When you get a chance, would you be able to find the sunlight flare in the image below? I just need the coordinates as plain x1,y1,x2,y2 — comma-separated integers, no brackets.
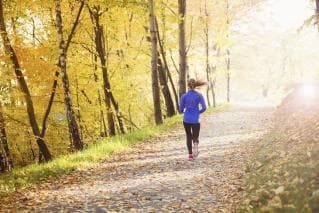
299,84,317,99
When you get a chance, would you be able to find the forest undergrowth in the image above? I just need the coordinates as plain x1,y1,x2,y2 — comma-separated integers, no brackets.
239,85,319,212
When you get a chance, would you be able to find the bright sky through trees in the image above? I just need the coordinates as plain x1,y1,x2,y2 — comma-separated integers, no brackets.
271,0,311,30
229,0,319,102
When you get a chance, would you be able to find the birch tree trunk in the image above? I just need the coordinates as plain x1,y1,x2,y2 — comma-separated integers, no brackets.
55,0,83,150
38,1,84,161
40,1,84,141
0,0,52,161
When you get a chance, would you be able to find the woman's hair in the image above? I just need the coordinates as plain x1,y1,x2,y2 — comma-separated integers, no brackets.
188,78,207,89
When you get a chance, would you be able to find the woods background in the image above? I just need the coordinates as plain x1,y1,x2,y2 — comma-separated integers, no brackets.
0,0,296,169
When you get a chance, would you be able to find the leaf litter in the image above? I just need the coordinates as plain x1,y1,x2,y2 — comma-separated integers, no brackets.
0,106,274,212
239,85,319,212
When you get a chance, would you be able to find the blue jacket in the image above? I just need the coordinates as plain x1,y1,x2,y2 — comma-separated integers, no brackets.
179,90,206,124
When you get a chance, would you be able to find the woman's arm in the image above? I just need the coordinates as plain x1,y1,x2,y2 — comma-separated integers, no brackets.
179,95,185,113
199,95,206,113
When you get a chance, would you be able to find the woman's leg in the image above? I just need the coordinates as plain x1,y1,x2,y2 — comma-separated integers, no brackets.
183,122,193,154
192,123,201,144
191,123,200,157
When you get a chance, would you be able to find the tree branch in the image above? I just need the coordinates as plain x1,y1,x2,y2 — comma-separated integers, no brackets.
65,0,85,53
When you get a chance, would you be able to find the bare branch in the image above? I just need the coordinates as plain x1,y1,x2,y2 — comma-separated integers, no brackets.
169,49,179,74
65,0,85,53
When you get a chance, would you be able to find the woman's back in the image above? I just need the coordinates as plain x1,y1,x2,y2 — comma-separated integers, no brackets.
179,90,206,124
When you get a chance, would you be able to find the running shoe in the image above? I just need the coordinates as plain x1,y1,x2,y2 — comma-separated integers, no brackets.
188,154,194,161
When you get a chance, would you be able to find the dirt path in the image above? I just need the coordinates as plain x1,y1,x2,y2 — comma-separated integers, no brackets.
0,105,274,212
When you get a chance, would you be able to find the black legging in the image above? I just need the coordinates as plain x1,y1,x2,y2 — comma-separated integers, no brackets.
183,122,200,154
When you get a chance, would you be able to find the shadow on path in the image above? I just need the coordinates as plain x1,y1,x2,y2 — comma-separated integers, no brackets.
0,105,274,212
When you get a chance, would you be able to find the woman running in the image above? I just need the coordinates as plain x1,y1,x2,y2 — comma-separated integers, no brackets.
179,79,207,160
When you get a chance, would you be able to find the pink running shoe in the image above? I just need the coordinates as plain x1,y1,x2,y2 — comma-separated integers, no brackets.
188,154,194,161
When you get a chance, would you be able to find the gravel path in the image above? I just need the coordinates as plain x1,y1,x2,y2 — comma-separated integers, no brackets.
0,105,274,212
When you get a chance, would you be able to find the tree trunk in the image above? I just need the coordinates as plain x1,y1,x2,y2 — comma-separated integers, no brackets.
205,33,211,106
149,0,163,124
206,87,211,106
93,55,108,137
211,45,220,108
211,79,216,107
89,8,116,136
226,0,230,103
75,75,83,140
38,1,83,161
41,1,83,140
0,0,52,161
178,0,187,97
109,93,125,134
157,55,175,117
0,107,13,172
38,71,59,163
55,0,83,150
89,7,125,135
226,49,230,102
204,0,211,107
99,91,107,137
315,0,319,30
155,18,178,114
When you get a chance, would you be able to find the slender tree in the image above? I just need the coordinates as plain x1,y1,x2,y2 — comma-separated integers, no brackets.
155,18,179,112
149,0,163,124
211,78,216,107
157,55,175,117
55,0,83,150
225,0,231,102
204,0,211,107
39,1,84,161
315,0,319,31
155,18,175,117
211,45,220,108
226,49,230,102
92,55,108,137
75,74,83,140
0,0,52,161
88,6,121,136
0,106,13,172
178,0,187,98
109,94,125,134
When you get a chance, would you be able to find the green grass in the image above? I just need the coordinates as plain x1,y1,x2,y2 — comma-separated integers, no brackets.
0,104,228,197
